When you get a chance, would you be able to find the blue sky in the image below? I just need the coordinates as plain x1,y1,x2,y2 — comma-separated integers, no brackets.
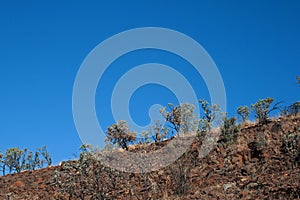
0,1,299,164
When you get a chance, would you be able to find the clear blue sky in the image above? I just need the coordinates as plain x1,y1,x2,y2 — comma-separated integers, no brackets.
0,1,299,164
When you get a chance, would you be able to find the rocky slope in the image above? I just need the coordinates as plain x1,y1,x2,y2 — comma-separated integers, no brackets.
0,115,299,199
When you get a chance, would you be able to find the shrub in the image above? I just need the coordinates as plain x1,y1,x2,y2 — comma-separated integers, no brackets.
281,133,300,166
148,121,169,142
160,103,197,136
55,146,124,199
169,152,194,195
197,118,210,140
197,100,220,141
0,151,5,175
220,114,239,146
0,146,52,175
251,97,281,124
199,99,220,125
281,102,300,116
106,120,137,150
237,105,250,123
38,146,52,166
5,147,23,173
139,130,151,144
28,151,42,170
160,103,181,134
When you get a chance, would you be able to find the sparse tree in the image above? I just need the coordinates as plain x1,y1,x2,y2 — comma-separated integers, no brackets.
148,121,169,142
26,150,39,170
237,105,250,123
25,151,34,170
0,151,5,175
0,146,52,176
140,130,151,144
20,148,28,171
197,100,220,136
160,103,197,136
106,120,137,150
38,146,52,166
288,102,300,115
281,102,300,116
251,97,281,123
5,147,23,173
199,99,220,124
34,151,42,169
160,103,182,134
26,149,43,170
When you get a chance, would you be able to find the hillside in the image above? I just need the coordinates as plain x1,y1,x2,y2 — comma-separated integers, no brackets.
0,114,299,199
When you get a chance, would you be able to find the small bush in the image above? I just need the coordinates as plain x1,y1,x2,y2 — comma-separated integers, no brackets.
0,151,4,175
281,102,300,116
237,105,250,123
5,147,23,173
199,99,220,125
197,118,210,142
220,115,239,146
197,100,220,141
38,146,52,166
106,120,137,150
160,103,197,136
0,146,52,176
251,97,281,124
281,133,300,166
170,154,193,195
55,145,124,199
148,121,169,143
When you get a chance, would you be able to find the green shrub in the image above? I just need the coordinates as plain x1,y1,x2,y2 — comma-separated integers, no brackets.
237,105,250,123
251,97,281,123
220,115,239,146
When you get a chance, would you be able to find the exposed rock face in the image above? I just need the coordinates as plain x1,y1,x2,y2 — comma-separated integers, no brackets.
0,115,299,199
